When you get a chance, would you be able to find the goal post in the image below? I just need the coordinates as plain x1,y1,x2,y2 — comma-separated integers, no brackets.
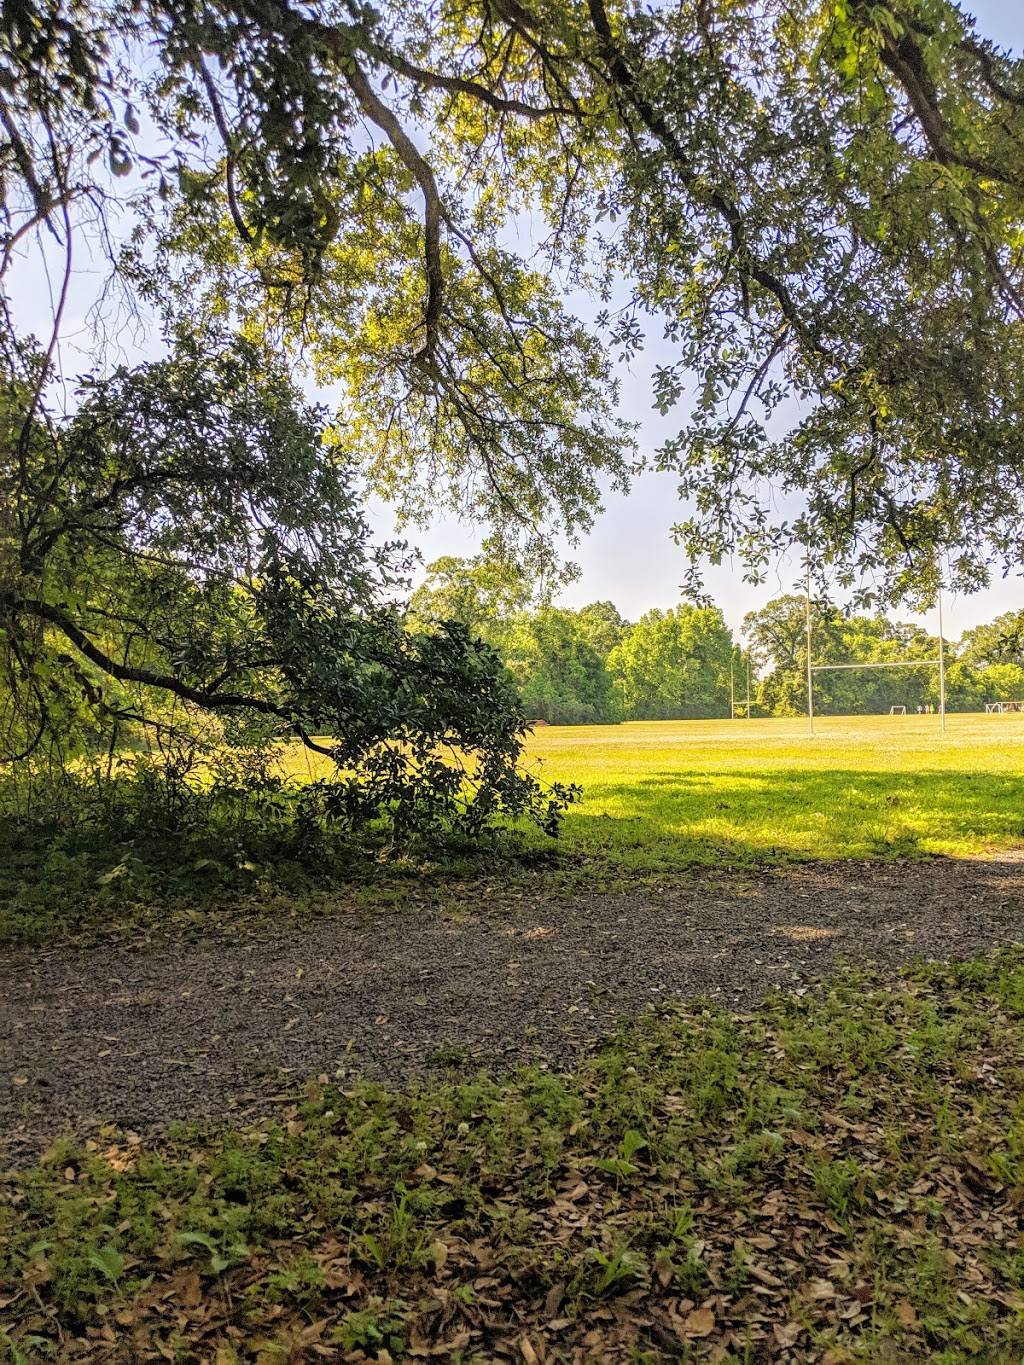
804,575,947,733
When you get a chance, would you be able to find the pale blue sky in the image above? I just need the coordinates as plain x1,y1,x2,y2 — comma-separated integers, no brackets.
394,0,1024,642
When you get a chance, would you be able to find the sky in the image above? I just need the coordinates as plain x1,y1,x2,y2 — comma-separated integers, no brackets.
382,0,1024,644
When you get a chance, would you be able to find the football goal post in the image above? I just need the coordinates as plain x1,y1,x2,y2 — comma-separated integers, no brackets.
804,572,947,735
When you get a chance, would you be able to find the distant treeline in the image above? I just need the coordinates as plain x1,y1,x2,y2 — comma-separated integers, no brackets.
411,559,1024,724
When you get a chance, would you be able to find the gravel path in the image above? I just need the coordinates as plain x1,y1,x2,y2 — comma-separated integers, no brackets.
3,855,1024,1162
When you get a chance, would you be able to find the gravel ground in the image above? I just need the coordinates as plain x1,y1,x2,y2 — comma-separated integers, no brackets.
3,855,1024,1163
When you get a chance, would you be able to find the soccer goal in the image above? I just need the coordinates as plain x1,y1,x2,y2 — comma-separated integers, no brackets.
985,701,1005,714
803,572,947,735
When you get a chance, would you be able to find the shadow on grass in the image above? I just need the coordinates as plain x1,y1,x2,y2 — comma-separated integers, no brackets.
560,766,1024,869
2,766,1022,949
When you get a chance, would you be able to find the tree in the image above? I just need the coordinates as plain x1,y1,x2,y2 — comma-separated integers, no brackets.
1,0,637,836
504,607,617,725
959,611,1024,669
9,0,1023,611
5,0,1024,820
980,662,1024,705
607,605,733,719
0,0,634,569
408,555,534,647
744,596,944,715
580,0,1024,604
0,338,576,837
575,600,631,660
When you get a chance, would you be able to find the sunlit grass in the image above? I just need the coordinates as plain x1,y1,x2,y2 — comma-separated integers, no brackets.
273,711,1024,876
9,713,1022,949
507,712,1024,874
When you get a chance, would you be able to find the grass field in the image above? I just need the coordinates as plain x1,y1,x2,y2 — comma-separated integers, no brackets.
512,712,1024,876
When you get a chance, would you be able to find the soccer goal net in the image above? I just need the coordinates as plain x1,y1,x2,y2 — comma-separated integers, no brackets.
985,701,1005,714
889,705,907,715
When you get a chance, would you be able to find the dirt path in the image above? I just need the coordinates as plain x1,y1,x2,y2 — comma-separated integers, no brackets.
3,856,1024,1163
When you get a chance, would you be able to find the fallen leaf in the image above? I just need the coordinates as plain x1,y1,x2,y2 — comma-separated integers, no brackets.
544,1281,565,1317
683,1306,716,1338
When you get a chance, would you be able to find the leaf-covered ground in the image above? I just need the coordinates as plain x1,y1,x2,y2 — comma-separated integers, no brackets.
4,951,1024,1363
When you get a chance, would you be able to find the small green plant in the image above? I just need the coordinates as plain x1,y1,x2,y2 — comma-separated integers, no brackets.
84,1245,124,1285
595,1128,647,1179
351,1191,435,1273
330,1301,406,1354
176,1227,251,1275
809,1155,865,1223
581,1243,649,1298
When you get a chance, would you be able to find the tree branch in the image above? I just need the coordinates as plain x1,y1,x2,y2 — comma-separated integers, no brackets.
3,592,339,759
336,53,444,364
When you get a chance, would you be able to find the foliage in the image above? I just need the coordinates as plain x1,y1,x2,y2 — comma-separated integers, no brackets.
411,564,632,725
590,0,1024,604
4,0,1024,847
959,610,1024,669
505,606,619,725
2,0,636,569
6,0,1023,610
408,555,535,644
607,605,734,720
5,950,1024,1359
744,596,943,716
574,600,631,660
744,595,1024,716
0,339,576,843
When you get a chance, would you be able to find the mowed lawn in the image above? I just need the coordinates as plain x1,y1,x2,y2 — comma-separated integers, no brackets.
515,712,1024,875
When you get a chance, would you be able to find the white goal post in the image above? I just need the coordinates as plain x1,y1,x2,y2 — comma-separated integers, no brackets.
889,705,907,715
986,701,1005,714
804,571,947,735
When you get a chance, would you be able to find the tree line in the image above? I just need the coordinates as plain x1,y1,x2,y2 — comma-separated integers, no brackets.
412,559,1024,724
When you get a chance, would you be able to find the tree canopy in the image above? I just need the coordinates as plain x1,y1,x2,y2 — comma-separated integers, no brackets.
6,0,1024,597
607,605,734,720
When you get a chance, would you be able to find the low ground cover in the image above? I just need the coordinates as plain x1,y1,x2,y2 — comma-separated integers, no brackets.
3,950,1024,1362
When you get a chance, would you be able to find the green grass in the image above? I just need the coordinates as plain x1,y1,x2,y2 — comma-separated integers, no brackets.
5,950,1024,1361
4,712,1024,947
515,711,1024,875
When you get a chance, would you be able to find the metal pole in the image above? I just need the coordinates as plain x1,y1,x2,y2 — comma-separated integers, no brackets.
937,576,947,734
805,569,814,736
730,654,735,720
746,657,751,720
